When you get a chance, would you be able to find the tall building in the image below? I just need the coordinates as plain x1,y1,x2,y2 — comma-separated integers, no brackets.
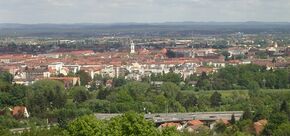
130,40,135,54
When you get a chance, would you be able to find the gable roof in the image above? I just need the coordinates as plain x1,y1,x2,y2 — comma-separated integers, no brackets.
11,106,29,119
187,120,204,126
160,122,182,128
254,119,268,135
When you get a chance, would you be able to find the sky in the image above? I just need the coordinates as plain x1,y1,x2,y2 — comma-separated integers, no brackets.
0,0,289,24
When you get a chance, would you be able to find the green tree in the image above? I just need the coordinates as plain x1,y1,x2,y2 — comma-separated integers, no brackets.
230,114,236,124
97,87,111,100
273,123,290,136
196,72,213,90
67,115,106,136
269,112,288,125
70,86,89,104
247,81,260,96
236,119,253,135
0,80,11,92
166,49,176,58
11,85,27,105
252,109,267,122
221,50,231,60
28,80,66,116
107,89,134,103
214,122,227,134
161,126,181,136
0,84,28,108
274,69,288,88
150,95,168,113
163,72,182,84
76,70,91,86
19,127,68,136
241,108,252,120
280,100,289,113
160,82,180,100
210,91,222,107
123,82,150,101
177,92,198,110
113,77,127,87
263,112,289,135
0,127,11,136
0,71,13,83
53,107,92,129
107,112,158,136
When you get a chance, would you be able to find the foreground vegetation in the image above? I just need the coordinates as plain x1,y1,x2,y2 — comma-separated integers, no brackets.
1,64,290,135
1,110,290,136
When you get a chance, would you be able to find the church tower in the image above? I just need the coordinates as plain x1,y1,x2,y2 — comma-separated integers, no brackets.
130,40,135,54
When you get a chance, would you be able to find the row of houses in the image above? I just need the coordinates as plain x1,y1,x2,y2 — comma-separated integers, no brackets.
5,57,288,87
158,119,268,135
1,47,290,87
7,60,224,86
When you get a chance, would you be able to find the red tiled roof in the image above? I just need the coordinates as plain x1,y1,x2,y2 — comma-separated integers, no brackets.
187,120,203,126
254,119,268,135
161,122,181,127
252,60,274,67
11,106,27,118
49,77,80,80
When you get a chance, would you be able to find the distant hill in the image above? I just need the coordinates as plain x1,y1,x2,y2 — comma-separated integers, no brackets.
0,22,290,37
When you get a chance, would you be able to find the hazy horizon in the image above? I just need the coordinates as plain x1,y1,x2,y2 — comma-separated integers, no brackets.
1,21,290,25
0,0,290,24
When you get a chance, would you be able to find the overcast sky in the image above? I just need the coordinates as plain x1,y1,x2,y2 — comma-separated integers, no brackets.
0,0,289,24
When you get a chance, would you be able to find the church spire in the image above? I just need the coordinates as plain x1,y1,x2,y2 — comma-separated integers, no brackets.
130,40,135,54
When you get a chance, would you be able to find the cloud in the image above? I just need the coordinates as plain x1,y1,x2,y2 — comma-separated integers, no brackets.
0,0,289,23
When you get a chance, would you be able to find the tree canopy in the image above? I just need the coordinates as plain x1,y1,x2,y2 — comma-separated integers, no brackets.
28,80,66,116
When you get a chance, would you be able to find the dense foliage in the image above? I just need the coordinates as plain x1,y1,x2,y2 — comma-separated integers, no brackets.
1,64,290,135
1,108,290,136
196,64,290,90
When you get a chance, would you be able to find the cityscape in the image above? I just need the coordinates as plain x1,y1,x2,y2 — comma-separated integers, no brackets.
1,0,290,136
